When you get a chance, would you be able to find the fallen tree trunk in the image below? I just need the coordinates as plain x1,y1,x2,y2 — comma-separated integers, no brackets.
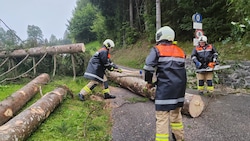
0,73,50,125
0,43,85,58
106,70,155,100
107,70,204,118
0,87,68,141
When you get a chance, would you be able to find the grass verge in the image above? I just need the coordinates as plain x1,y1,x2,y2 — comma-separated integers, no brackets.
1,76,112,141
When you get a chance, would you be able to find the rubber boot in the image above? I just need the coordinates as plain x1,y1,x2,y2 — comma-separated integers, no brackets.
172,133,184,141
78,93,85,101
205,91,214,97
104,93,116,99
199,91,204,95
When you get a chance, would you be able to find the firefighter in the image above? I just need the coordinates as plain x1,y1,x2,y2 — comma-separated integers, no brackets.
191,35,218,95
78,39,121,101
144,26,187,141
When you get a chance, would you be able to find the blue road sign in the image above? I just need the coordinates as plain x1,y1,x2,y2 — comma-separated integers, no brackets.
192,13,202,23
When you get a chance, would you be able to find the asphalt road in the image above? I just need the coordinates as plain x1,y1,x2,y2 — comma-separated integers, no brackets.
109,86,250,141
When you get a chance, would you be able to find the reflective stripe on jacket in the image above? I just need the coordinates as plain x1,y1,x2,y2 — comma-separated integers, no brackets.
144,42,187,111
84,46,112,82
191,44,218,69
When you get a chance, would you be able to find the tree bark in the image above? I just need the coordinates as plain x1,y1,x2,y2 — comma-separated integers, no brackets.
0,73,50,125
106,70,155,100
0,87,68,141
0,43,85,58
107,70,204,117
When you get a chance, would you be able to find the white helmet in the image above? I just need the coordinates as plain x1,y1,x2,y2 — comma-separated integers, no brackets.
155,26,175,42
103,39,115,48
198,35,207,43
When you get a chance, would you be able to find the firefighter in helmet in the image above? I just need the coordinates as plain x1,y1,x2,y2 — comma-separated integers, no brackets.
144,26,187,141
191,35,219,95
78,39,121,101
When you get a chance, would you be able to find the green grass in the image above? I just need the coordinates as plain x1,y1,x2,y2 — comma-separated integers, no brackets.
1,76,112,141
112,39,250,69
85,41,101,55
112,40,153,69
0,84,24,101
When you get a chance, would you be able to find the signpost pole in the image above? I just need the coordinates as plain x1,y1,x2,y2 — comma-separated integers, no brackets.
192,13,203,46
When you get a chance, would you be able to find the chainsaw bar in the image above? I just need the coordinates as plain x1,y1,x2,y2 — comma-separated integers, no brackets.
196,65,231,73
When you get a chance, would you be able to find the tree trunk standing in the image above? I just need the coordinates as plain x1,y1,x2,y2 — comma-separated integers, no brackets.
129,0,133,27
0,87,68,141
52,55,57,77
0,73,50,125
71,54,76,80
107,70,204,117
32,57,36,75
156,0,161,30
0,43,85,58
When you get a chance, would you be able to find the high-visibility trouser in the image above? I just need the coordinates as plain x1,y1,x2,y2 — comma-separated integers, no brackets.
155,107,184,141
197,71,214,92
80,75,110,95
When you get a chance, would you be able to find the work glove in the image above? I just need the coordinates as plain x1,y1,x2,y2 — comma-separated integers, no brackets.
146,83,154,89
110,62,119,69
116,68,122,73
195,61,202,69
107,66,114,71
213,58,217,62
208,62,216,68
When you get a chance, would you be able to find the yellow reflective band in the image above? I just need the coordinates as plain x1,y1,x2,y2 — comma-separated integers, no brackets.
102,88,110,94
198,85,204,90
156,133,169,141
207,86,214,91
170,122,183,130
83,86,91,93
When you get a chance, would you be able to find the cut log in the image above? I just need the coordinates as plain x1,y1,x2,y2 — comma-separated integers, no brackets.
181,93,205,118
0,73,50,125
107,69,204,118
0,43,85,58
0,87,68,141
106,70,155,100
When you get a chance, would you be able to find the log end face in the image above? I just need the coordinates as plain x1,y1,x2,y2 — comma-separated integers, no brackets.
81,43,85,52
40,73,50,82
188,95,205,118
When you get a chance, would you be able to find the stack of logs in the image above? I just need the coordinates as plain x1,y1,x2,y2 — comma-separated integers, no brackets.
0,73,69,141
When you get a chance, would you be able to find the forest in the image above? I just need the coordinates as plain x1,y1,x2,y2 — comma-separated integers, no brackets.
1,0,250,50
0,0,249,77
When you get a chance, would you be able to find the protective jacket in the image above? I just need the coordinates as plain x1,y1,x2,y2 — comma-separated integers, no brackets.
143,42,187,111
84,46,115,83
191,44,218,69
